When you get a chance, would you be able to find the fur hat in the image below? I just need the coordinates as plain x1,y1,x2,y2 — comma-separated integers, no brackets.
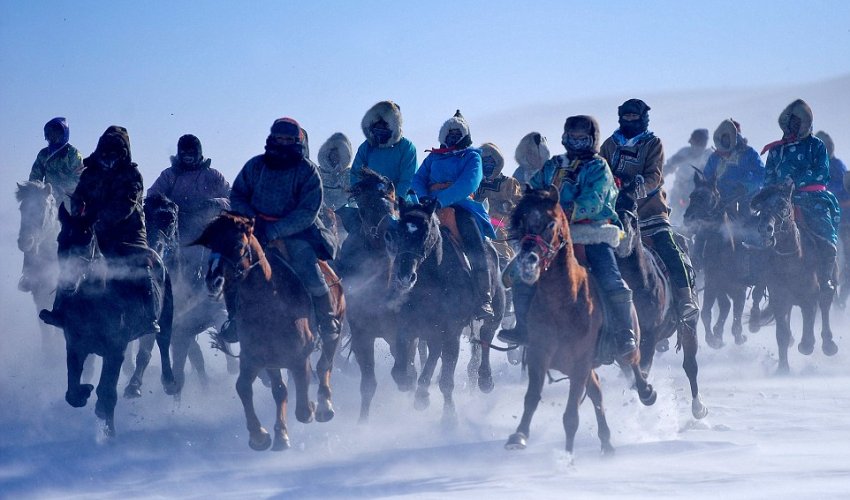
564,115,601,153
361,100,403,148
815,130,835,158
479,142,505,177
514,132,550,170
713,119,739,152
177,134,202,155
778,99,813,138
318,132,353,171
439,110,471,147
270,117,306,143
618,98,650,118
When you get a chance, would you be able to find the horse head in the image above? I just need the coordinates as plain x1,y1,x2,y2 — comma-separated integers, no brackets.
509,185,570,285
16,181,57,253
348,167,398,243
384,196,441,293
193,212,259,297
55,202,97,292
615,182,640,258
749,181,798,253
683,167,722,231
144,194,180,261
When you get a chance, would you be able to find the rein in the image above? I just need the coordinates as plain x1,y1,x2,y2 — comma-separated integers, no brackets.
520,232,566,271
215,241,262,280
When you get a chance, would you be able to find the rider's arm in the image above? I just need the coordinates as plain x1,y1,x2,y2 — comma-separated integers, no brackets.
395,138,418,201
265,163,323,241
572,160,614,222
28,150,46,182
98,169,145,230
434,151,482,208
230,158,258,218
640,137,665,195
410,154,432,200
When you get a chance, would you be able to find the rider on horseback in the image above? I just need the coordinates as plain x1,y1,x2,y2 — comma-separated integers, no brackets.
704,119,765,219
225,118,340,343
600,99,699,323
499,115,638,357
474,142,522,267
411,110,497,319
761,99,840,297
40,126,161,336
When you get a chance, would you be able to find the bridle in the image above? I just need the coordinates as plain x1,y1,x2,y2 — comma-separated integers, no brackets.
520,230,566,272
210,238,261,281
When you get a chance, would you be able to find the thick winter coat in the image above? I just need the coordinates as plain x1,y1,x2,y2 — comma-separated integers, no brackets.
475,143,522,227
317,132,353,210
512,132,550,185
29,144,84,205
704,120,765,204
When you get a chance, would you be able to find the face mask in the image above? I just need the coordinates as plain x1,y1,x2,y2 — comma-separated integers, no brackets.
178,148,202,168
482,156,497,178
618,117,647,139
563,135,593,152
371,125,393,145
265,137,303,168
444,129,463,148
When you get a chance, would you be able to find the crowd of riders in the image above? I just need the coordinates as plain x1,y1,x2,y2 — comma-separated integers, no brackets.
24,98,846,357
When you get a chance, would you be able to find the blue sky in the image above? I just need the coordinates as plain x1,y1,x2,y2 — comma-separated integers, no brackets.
2,0,849,185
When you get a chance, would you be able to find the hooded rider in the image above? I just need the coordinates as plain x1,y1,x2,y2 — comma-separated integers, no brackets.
815,130,850,301
227,118,340,345
350,101,418,200
499,115,638,357
761,100,840,297
21,117,85,292
412,110,497,319
665,128,712,221
40,126,161,336
147,134,231,282
474,142,522,266
600,98,699,323
703,119,765,219
512,132,550,186
318,132,354,211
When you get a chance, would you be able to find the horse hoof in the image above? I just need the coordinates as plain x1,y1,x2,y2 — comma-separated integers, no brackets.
639,387,657,406
441,411,458,429
822,339,839,356
798,340,815,356
505,432,528,450
162,374,180,396
705,334,723,350
296,402,316,424
123,383,142,399
478,375,494,394
249,428,272,451
748,309,762,333
95,400,108,420
414,390,430,411
775,364,790,376
65,384,94,408
655,338,670,353
692,398,709,419
734,334,747,346
272,432,291,451
601,443,616,457
315,402,335,423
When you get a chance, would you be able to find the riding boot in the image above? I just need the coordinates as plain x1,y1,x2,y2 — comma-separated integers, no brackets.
136,266,161,337
609,290,637,357
219,282,239,343
817,241,837,296
313,292,340,343
473,268,495,319
674,287,700,322
39,288,69,328
497,283,533,345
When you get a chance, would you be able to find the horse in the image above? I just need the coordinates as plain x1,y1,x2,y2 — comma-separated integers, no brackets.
195,212,342,450
749,183,838,373
503,187,656,457
683,170,749,348
15,181,61,354
616,185,707,419
384,196,504,425
45,203,175,438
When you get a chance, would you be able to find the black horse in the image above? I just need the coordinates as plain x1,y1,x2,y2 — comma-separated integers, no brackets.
46,203,176,438
385,197,503,425
616,185,707,419
16,181,61,355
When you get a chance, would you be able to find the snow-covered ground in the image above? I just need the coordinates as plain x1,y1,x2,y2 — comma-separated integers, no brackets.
2,255,849,499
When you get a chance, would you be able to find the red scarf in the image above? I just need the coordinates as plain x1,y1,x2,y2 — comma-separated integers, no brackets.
760,135,797,155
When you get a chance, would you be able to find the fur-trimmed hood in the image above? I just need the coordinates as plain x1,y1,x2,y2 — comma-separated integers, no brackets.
515,132,550,170
479,142,505,177
713,119,739,152
318,132,353,173
815,130,835,158
778,99,813,138
361,100,403,148
438,110,471,148
564,115,601,154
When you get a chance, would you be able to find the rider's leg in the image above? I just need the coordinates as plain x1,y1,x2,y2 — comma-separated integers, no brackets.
284,238,339,342
455,209,494,319
585,243,637,356
650,227,699,321
497,280,534,345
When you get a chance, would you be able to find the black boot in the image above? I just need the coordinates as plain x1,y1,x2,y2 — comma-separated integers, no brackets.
473,268,495,319
136,266,160,337
498,283,533,345
313,292,340,342
610,290,637,357
674,287,700,322
817,241,837,295
39,288,69,328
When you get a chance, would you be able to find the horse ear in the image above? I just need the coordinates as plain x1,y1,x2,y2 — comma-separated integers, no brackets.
546,185,560,203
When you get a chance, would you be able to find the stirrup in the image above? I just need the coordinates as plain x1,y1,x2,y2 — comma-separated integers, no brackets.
498,327,527,345
476,302,495,320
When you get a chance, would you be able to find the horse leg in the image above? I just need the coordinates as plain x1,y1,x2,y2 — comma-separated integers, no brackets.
681,319,707,418
266,369,291,451
415,338,442,411
585,369,614,456
506,347,548,450
749,284,766,333
186,335,208,386
123,334,154,398
169,332,191,394
292,359,316,424
156,327,178,395
466,329,482,392
65,347,93,408
352,332,377,423
731,287,747,345
315,332,340,423
439,334,461,426
391,331,416,392
713,293,731,347
95,352,123,438
819,289,839,356
563,366,591,457
798,300,817,356
774,305,792,374
477,318,497,394
701,287,720,349
630,361,657,406
236,361,271,450
121,341,136,377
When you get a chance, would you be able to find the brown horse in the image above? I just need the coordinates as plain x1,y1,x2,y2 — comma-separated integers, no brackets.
504,187,656,457
749,184,838,374
194,213,342,450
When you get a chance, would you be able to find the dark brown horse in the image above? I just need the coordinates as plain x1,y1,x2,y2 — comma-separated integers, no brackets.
684,170,749,348
504,187,656,457
195,213,343,450
750,184,838,373
616,185,707,419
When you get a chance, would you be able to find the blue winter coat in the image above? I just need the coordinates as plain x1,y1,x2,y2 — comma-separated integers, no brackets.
412,147,496,239
350,137,418,201
704,145,765,203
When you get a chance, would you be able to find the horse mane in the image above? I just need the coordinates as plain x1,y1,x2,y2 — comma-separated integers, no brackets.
195,212,271,281
16,180,51,202
350,167,396,198
509,187,566,238
751,183,790,210
144,193,179,215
